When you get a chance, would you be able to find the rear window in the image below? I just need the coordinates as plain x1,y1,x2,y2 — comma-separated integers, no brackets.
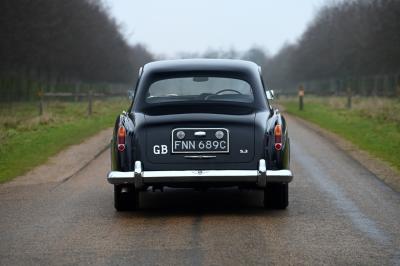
145,77,253,104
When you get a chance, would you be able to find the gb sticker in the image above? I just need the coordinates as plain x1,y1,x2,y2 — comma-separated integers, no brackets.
153,145,168,155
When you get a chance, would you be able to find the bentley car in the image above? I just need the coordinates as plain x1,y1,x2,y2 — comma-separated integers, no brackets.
107,59,293,211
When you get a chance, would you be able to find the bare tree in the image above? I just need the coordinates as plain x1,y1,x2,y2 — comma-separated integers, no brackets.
0,0,155,101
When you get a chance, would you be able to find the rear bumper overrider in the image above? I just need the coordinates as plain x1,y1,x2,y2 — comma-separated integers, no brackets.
107,159,293,188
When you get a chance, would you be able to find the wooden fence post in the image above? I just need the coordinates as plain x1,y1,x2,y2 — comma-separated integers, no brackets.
347,87,352,109
38,89,44,116
88,90,93,116
373,76,379,96
75,82,80,102
396,74,400,98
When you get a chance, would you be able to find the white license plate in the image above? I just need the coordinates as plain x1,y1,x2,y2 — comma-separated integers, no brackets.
172,128,229,154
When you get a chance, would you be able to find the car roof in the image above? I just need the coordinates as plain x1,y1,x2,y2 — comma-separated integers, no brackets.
143,59,260,74
133,59,269,111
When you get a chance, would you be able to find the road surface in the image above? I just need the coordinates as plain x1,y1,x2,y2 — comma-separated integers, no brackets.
1,116,400,265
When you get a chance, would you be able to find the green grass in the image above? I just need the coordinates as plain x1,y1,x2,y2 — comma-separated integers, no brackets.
279,97,400,172
0,99,129,183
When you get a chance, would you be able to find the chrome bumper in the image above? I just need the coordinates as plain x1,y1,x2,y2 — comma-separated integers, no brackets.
107,159,293,188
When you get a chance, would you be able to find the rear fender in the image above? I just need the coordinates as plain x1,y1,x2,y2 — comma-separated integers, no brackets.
265,109,290,169
111,112,135,171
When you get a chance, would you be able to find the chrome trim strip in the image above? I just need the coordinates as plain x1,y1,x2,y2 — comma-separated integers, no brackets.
171,128,230,154
107,169,293,179
266,170,293,177
259,159,266,173
108,171,135,178
107,160,293,186
134,161,143,188
134,161,142,175
267,169,293,183
184,155,217,159
142,170,258,178
194,131,206,137
258,159,267,187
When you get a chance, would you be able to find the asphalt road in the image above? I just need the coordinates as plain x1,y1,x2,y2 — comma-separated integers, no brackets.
1,116,400,265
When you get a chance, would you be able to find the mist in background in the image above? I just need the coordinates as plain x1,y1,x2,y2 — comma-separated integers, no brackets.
107,0,323,57
1,0,399,101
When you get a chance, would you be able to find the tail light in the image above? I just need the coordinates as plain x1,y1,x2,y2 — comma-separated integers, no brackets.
274,124,282,151
117,126,126,152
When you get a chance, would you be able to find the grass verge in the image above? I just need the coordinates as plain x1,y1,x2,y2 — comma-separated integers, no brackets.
0,99,129,183
279,97,400,172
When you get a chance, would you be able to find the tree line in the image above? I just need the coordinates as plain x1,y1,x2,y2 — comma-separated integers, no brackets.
0,0,153,102
267,0,400,95
184,0,400,96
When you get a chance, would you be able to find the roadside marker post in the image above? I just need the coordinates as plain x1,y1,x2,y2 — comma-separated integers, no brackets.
298,85,305,111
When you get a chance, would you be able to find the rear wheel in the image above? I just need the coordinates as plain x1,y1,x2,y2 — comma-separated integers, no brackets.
264,183,288,209
114,184,139,211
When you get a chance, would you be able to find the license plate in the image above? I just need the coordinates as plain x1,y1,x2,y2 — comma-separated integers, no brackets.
172,128,229,153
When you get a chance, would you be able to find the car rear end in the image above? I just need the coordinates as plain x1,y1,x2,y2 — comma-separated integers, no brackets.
107,59,293,210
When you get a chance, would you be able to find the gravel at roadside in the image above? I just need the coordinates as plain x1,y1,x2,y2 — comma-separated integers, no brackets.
2,128,112,187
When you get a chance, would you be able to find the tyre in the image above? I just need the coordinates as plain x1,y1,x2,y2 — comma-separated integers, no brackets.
114,184,139,211
264,183,288,209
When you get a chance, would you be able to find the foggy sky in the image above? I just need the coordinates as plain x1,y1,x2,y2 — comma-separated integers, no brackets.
107,0,324,57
